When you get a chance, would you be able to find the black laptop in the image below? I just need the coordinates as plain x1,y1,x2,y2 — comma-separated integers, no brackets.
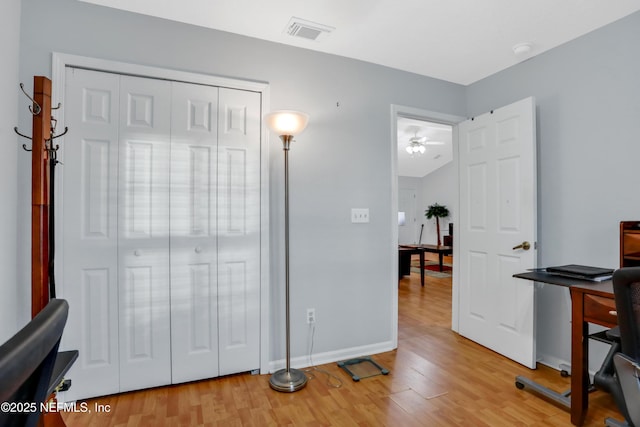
546,264,614,281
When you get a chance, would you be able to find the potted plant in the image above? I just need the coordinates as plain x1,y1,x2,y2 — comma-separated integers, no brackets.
425,203,450,246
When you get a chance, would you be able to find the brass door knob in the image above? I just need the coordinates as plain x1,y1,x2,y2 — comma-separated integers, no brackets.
512,241,531,251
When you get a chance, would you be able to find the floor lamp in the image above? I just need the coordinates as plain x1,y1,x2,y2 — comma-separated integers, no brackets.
265,110,310,393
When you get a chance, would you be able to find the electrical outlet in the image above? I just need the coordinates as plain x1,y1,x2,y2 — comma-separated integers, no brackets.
306,308,316,324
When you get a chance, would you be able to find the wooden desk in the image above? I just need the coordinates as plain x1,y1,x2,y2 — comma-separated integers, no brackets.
399,244,452,287
570,281,616,426
401,244,452,270
514,271,616,426
416,244,453,271
398,246,426,286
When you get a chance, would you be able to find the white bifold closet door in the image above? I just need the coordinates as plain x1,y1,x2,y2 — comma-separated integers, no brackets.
215,87,261,376
61,67,261,401
169,81,220,384
117,75,172,392
62,68,121,400
170,83,261,382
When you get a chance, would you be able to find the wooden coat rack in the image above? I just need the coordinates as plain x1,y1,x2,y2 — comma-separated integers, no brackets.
31,77,52,318
16,76,74,427
15,76,67,317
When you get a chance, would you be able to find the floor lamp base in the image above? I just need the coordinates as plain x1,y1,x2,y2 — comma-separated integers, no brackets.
269,368,308,392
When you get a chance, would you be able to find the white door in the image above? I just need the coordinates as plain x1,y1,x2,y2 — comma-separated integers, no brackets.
216,88,261,375
169,82,220,383
458,97,537,368
117,75,172,390
61,68,121,400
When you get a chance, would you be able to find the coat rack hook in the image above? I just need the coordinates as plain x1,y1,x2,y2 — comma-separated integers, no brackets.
20,83,42,115
51,102,62,110
14,126,32,140
50,127,69,141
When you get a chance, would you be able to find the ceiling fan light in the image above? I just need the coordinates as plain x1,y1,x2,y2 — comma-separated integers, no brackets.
406,141,427,156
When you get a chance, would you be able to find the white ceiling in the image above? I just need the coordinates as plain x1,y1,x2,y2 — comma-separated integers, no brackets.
79,0,640,85
397,118,452,178
78,0,640,177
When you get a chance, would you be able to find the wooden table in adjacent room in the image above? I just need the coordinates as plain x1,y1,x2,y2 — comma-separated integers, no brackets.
399,244,453,286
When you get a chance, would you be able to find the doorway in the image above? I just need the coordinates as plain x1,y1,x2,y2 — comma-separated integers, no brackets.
390,105,465,346
397,117,454,246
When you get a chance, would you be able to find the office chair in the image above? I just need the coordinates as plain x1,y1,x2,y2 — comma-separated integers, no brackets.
604,267,640,427
0,299,69,427
592,326,624,406
612,353,640,427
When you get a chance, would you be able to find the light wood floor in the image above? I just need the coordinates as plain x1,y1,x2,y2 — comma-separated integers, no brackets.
63,254,623,426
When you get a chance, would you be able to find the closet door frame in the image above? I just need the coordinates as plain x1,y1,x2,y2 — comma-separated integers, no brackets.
51,52,271,375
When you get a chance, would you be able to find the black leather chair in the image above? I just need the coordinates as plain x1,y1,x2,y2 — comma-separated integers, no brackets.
605,267,640,427
0,299,69,427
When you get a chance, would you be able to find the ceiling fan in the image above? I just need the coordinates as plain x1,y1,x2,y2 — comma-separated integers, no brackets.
405,133,444,155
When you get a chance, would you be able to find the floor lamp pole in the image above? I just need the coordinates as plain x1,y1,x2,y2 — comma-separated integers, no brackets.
269,134,308,392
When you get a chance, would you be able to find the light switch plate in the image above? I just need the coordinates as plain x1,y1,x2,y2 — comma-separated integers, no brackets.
351,208,370,223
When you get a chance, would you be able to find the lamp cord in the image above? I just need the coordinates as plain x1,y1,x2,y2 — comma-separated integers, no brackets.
304,323,343,388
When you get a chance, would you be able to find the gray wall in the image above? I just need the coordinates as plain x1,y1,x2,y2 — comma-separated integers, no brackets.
398,162,457,246
419,162,456,245
467,11,640,369
16,0,466,363
0,0,21,342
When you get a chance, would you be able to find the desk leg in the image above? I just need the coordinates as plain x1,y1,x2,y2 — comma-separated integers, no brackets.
570,290,589,426
420,251,425,287
438,252,444,272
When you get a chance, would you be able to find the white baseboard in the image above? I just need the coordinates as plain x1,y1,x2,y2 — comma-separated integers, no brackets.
536,354,569,371
268,341,396,373
536,354,599,379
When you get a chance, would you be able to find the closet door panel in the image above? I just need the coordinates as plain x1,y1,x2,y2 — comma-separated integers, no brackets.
118,76,172,391
217,88,261,375
60,68,120,401
169,82,220,383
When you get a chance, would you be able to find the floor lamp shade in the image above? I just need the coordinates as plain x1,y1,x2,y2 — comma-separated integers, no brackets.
265,110,309,136
267,109,309,393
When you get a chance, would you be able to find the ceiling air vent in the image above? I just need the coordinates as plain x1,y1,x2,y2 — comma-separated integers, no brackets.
285,17,335,41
